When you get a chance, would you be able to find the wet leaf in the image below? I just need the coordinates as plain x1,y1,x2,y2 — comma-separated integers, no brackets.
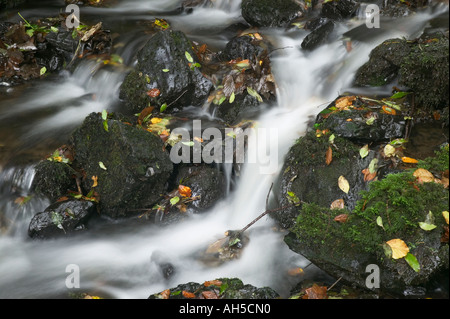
368,158,378,174
247,87,263,102
99,161,107,170
160,103,167,112
443,211,449,224
303,284,328,299
419,211,437,231
325,146,332,165
383,144,396,157
182,291,196,299
376,216,385,230
204,280,222,287
287,191,300,204
51,211,64,230
178,185,192,198
386,238,409,259
359,144,369,159
229,92,235,104
362,168,377,182
160,289,170,299
287,267,304,276
101,109,108,120
185,51,194,63
330,198,345,210
404,253,420,273
335,96,355,110
402,156,418,164
390,91,410,99
151,117,163,124
170,196,180,206
91,176,98,187
338,175,350,194
334,214,348,223
146,88,160,97
382,105,396,115
137,106,154,125
201,291,218,299
40,66,47,76
162,69,169,72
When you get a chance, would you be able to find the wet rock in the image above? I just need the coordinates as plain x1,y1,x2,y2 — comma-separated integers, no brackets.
220,35,265,63
301,20,335,51
354,33,449,110
241,0,304,28
70,112,173,218
320,0,359,20
28,199,96,239
149,277,279,299
119,30,213,114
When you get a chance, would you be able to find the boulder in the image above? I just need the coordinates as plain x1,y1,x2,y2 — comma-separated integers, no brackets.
28,199,96,239
70,112,173,218
320,0,359,20
119,30,213,114
301,20,335,51
241,0,304,28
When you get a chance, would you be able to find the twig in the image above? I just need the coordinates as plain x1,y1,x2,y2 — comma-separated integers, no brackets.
327,276,342,292
265,182,273,211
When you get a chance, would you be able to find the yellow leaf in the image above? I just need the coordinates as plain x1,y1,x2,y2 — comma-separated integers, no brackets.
178,185,192,197
413,168,434,183
386,238,409,259
91,176,98,187
330,198,345,210
338,175,350,194
401,156,418,164
151,117,163,124
443,211,449,224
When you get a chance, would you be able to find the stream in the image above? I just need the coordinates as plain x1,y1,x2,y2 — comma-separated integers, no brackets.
0,0,448,299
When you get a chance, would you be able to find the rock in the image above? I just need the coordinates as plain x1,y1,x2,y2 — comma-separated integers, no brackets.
28,199,96,239
354,33,449,110
70,112,173,218
241,0,304,28
221,35,265,63
149,277,280,299
119,30,213,114
320,0,359,20
301,20,335,51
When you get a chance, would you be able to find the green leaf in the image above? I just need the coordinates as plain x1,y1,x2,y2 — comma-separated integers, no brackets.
359,144,369,159
368,158,378,174
50,26,59,33
218,96,226,105
99,161,107,170
181,141,194,147
418,222,437,231
51,211,64,230
390,91,410,99
246,87,263,102
376,216,385,230
103,120,109,132
185,51,194,63
287,191,300,204
170,196,180,206
101,109,108,120
229,92,235,104
162,69,169,72
366,116,376,125
160,103,167,112
404,253,420,273
39,67,47,76
328,134,335,144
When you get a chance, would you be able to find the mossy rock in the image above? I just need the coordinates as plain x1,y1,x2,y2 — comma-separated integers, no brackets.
241,0,304,28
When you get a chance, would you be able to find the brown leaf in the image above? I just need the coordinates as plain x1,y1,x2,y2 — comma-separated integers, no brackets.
204,280,222,287
413,168,434,183
303,284,328,299
335,96,356,110
334,214,348,223
91,175,98,187
161,289,170,299
182,291,196,299
178,185,192,198
201,291,218,299
441,225,449,243
137,106,154,125
326,146,332,165
362,168,377,182
146,88,161,98
330,199,345,210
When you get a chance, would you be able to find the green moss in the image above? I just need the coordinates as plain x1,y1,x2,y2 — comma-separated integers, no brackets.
417,143,449,173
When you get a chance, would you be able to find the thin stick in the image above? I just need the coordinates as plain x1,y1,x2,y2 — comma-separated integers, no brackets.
327,276,342,292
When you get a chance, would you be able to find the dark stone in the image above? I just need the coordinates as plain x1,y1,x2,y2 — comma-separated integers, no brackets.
70,113,173,218
119,30,213,114
241,0,304,28
301,20,335,51
321,0,359,20
28,199,96,239
221,35,265,63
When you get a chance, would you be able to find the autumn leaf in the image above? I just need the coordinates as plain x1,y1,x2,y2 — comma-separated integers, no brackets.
362,168,377,182
413,168,434,183
91,176,98,187
335,96,356,110
359,144,369,159
182,291,196,299
382,105,397,115
325,146,332,165
146,88,161,98
201,291,218,299
338,175,350,194
334,214,348,223
204,280,222,287
161,289,170,299
443,211,449,224
178,185,192,197
303,284,328,299
151,117,163,124
402,156,418,164
287,267,304,276
383,144,396,157
137,106,154,125
386,238,409,259
330,198,345,210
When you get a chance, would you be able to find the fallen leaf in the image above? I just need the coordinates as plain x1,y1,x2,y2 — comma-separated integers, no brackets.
335,96,356,110
419,222,437,231
443,211,449,224
137,106,154,125
334,214,348,223
303,284,328,299
201,291,218,299
99,161,107,170
413,168,434,183
376,216,385,230
161,289,170,299
151,117,163,124
359,144,369,159
383,144,396,157
362,168,377,182
441,226,449,243
368,158,378,174
404,253,420,273
178,185,192,197
287,267,304,276
402,156,418,164
91,176,98,187
338,175,350,194
330,198,345,210
386,238,409,259
146,88,160,97
326,146,333,165
204,280,222,287
382,105,397,115
182,291,196,299
170,196,180,206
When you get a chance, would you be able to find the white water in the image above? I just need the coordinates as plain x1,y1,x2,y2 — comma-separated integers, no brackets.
0,1,447,298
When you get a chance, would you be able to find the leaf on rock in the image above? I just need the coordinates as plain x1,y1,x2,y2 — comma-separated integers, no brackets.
404,253,420,273
161,289,170,299
185,51,194,63
413,168,434,183
303,284,328,299
368,158,378,174
330,198,345,210
91,176,98,187
170,196,180,206
182,291,196,299
335,96,356,110
204,280,222,287
382,105,396,115
402,156,418,164
386,238,409,259
201,291,218,299
419,211,437,231
326,146,333,165
146,88,161,97
362,168,377,182
338,175,350,194
178,185,192,198
359,144,369,159
443,211,449,224
99,161,107,170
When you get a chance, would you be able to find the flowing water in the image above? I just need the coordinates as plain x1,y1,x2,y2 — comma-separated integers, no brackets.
0,0,448,298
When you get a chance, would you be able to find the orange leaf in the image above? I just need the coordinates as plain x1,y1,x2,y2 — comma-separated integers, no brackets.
201,291,218,299
303,284,328,299
146,88,161,98
362,168,377,182
325,146,332,165
382,105,396,115
335,96,356,110
150,117,162,124
330,199,345,210
182,291,196,299
204,280,222,287
91,175,98,187
401,156,418,164
161,289,170,299
413,168,434,183
287,267,304,276
178,185,192,197
334,214,348,223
